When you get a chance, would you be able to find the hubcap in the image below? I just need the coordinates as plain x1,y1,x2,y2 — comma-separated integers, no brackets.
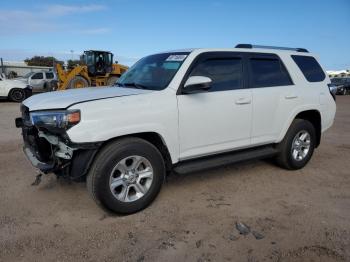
12,90,24,101
109,155,153,202
291,130,311,161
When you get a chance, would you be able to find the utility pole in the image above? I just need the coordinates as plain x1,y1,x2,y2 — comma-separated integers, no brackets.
0,58,4,75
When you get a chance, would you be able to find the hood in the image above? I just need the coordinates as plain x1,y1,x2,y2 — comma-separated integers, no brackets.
15,77,28,82
23,86,153,111
3,79,28,87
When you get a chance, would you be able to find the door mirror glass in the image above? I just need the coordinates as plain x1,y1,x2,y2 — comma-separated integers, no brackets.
183,76,212,94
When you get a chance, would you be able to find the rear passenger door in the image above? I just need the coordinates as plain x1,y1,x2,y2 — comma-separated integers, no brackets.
247,53,298,145
177,52,252,160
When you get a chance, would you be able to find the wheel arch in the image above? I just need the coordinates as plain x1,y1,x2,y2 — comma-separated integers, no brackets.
294,110,321,147
69,131,173,180
279,109,322,148
100,132,173,172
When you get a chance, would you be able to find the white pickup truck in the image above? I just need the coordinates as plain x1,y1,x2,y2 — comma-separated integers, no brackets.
16,45,336,214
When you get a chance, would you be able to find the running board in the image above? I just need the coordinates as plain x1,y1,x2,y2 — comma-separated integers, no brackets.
173,146,278,174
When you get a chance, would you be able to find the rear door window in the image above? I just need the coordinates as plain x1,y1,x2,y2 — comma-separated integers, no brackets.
45,72,54,79
249,57,293,88
291,55,325,82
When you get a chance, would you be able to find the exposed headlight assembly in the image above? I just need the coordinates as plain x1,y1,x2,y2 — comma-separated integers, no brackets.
30,110,80,131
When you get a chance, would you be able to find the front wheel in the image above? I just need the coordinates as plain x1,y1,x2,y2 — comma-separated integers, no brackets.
275,119,316,170
87,137,165,214
9,88,26,102
67,76,89,89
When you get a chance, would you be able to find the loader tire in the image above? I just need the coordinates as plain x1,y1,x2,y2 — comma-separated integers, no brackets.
107,76,119,86
67,76,89,89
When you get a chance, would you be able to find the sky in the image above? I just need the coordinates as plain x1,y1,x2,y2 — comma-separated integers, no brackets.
0,0,349,70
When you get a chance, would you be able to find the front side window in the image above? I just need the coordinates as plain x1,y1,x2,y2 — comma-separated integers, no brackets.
249,58,293,88
291,55,325,82
31,73,43,79
189,58,243,92
117,52,189,91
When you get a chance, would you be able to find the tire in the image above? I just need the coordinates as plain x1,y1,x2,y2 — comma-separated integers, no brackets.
9,88,26,102
107,76,119,86
275,119,316,170
87,137,165,214
67,76,89,89
50,80,58,91
342,88,347,95
43,82,51,92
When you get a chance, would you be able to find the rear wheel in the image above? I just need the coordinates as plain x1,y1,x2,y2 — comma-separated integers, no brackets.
9,88,26,102
107,76,119,86
275,119,316,170
87,137,165,214
67,76,89,89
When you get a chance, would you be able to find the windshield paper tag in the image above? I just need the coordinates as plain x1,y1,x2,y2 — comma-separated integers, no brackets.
166,55,187,62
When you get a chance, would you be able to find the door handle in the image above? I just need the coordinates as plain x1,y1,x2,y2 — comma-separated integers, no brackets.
235,97,251,105
285,94,298,99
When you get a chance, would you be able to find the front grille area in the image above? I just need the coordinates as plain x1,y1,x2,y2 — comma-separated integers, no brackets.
22,126,52,163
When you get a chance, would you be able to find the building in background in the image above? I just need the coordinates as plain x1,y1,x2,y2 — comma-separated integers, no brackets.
0,60,52,78
327,70,350,78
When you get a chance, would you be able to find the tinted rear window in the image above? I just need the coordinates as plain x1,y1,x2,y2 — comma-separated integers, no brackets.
291,55,325,82
46,72,54,79
249,58,293,88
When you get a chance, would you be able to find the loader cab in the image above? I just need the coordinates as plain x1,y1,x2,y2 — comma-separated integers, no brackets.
83,50,113,76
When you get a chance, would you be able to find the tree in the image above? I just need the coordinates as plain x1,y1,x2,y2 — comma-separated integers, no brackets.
67,59,85,69
24,56,63,67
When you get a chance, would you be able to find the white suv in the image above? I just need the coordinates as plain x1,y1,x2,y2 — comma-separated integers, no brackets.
0,77,32,102
16,44,336,214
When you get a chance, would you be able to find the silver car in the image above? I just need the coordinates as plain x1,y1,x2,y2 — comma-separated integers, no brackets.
17,71,57,93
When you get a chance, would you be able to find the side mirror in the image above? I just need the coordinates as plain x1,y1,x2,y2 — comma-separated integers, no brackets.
183,76,212,94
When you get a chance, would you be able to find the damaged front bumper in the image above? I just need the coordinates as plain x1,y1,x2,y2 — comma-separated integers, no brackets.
23,146,55,172
16,107,100,179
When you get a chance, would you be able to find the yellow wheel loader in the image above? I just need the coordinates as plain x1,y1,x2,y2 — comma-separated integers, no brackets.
55,50,128,90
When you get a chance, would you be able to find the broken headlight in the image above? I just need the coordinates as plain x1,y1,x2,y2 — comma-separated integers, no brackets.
30,110,80,131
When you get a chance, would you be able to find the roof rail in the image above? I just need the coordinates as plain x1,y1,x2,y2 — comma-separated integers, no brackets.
235,44,309,53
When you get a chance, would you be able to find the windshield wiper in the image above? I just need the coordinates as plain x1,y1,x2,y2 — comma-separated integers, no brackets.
122,82,149,90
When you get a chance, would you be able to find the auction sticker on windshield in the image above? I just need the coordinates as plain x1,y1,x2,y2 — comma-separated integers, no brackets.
166,55,187,62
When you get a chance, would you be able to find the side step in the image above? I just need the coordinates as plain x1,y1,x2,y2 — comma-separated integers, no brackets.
173,146,278,174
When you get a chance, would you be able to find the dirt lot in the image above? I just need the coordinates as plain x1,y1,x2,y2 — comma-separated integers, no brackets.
0,96,349,262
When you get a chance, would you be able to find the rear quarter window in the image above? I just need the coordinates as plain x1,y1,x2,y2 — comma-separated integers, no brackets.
291,55,325,82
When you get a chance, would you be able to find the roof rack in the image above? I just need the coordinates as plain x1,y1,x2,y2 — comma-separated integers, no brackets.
235,44,309,53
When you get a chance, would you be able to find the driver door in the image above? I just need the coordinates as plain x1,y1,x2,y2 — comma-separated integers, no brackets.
177,52,252,160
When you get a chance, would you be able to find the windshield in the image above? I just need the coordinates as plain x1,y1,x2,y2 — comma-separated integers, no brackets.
23,72,34,78
117,52,189,90
331,78,345,84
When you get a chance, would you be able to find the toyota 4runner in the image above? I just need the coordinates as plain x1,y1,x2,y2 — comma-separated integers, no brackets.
16,44,336,214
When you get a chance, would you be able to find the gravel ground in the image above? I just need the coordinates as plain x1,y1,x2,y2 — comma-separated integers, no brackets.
0,96,349,262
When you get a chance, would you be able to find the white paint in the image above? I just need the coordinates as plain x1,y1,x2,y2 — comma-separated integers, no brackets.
23,47,336,164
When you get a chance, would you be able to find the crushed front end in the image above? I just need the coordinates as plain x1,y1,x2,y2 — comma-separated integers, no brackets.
15,104,100,180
